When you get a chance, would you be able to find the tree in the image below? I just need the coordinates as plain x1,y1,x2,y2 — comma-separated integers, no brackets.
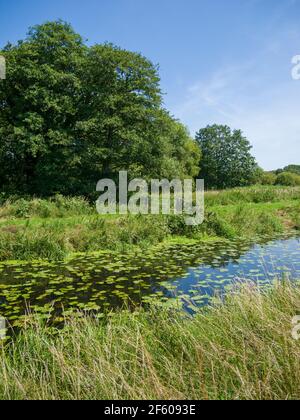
259,172,276,185
148,111,201,180
76,44,200,186
282,165,300,176
275,172,300,186
0,21,200,197
76,43,162,184
0,21,86,195
195,125,258,189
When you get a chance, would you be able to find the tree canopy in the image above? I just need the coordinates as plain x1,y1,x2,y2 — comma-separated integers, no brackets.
281,165,300,175
196,125,259,189
0,21,200,197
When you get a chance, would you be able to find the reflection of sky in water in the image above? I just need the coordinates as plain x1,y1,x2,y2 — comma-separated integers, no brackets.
165,237,300,307
0,236,299,323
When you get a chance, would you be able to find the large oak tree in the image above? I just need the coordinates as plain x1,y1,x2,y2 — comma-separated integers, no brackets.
0,21,200,196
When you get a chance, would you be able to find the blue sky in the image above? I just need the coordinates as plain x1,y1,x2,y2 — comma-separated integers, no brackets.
1,0,300,169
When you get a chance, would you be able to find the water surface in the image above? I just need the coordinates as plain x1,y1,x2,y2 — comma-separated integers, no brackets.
0,235,299,325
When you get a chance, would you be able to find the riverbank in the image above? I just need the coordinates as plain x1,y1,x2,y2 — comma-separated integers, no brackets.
1,281,300,400
0,186,299,262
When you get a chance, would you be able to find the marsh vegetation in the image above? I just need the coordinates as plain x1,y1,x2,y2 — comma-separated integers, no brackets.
1,20,300,401
1,281,300,400
0,185,299,328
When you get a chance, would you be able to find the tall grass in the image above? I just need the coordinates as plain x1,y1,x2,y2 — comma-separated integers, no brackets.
0,215,169,261
0,202,294,261
205,186,300,206
0,186,298,261
0,195,93,219
1,281,300,400
1,186,299,218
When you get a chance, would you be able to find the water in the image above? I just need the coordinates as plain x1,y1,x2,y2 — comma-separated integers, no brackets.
0,235,299,326
163,236,300,310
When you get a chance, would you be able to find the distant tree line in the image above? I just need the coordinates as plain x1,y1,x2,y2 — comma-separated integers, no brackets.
260,165,300,187
0,21,296,196
275,165,300,176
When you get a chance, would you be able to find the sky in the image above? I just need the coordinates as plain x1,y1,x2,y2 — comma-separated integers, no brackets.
0,0,300,170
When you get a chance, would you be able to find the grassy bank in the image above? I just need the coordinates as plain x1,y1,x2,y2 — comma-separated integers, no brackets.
1,281,300,400
205,185,300,205
0,186,299,261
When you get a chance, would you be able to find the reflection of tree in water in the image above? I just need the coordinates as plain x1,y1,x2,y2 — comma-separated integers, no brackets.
0,234,296,325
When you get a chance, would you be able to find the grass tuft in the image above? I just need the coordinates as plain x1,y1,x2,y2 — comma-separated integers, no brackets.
0,186,298,261
1,281,300,400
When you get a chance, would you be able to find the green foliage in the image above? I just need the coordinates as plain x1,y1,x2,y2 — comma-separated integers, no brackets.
0,228,68,261
196,125,259,189
205,185,300,206
0,21,86,195
199,204,284,239
0,195,92,218
275,172,300,187
0,186,297,261
279,165,300,175
0,21,200,197
284,165,300,175
203,212,236,238
259,171,277,185
288,201,300,230
0,214,170,260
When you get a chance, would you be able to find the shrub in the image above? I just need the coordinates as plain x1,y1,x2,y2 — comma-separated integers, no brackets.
0,196,94,219
0,229,68,261
259,172,276,185
52,195,93,217
275,172,300,187
205,186,300,206
201,212,236,238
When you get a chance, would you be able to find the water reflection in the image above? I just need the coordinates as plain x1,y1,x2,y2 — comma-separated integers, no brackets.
0,234,299,325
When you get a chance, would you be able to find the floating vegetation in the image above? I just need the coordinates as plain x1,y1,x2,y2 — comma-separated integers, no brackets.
0,233,299,327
